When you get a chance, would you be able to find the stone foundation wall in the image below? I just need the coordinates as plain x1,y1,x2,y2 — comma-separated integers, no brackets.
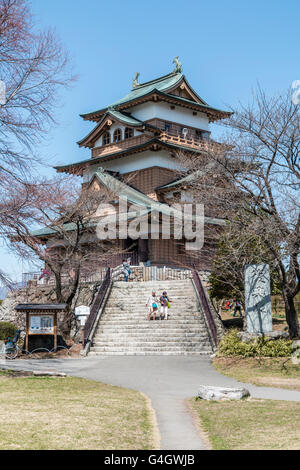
0,282,100,339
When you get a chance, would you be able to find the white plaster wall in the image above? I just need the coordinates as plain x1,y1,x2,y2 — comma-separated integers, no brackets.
94,123,142,147
94,123,124,147
130,102,210,131
84,150,186,181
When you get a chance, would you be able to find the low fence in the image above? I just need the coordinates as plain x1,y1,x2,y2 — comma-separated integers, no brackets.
21,253,139,288
22,261,209,287
112,265,193,282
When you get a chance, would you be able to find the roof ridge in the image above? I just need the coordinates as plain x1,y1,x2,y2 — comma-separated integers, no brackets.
132,72,182,90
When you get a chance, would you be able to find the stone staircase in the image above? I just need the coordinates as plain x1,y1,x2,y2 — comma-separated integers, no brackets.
89,280,214,356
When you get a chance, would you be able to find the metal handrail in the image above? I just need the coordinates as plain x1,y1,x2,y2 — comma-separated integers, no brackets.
83,268,111,346
192,269,218,347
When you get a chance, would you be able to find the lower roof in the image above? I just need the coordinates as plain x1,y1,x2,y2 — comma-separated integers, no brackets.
15,303,67,311
55,138,208,175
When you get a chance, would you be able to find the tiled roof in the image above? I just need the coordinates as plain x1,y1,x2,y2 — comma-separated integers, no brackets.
156,162,218,190
77,109,145,148
81,73,184,119
106,108,143,126
92,168,226,226
80,72,232,121
111,73,185,107
55,138,208,174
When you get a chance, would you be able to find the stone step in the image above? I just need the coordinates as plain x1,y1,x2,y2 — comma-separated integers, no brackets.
104,306,198,311
108,292,195,297
92,341,211,348
113,280,193,285
90,345,212,352
107,301,195,305
101,313,202,319
88,351,211,356
99,318,206,324
110,286,194,289
87,277,212,357
94,338,209,345
96,323,206,329
95,329,207,336
95,328,207,336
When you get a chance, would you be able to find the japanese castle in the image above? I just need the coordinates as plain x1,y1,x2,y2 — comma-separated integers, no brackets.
54,58,230,271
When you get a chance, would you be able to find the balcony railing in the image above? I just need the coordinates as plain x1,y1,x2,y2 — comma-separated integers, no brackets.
91,126,219,160
160,131,213,151
92,134,151,158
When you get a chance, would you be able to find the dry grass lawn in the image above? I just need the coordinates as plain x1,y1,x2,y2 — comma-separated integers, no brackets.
214,357,300,391
0,372,158,450
190,397,300,450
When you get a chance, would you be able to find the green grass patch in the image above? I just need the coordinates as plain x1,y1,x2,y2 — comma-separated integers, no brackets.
190,397,300,450
214,356,300,391
0,375,157,450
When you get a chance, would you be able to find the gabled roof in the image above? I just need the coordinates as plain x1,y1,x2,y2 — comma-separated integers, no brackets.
32,168,226,241
91,168,226,226
77,109,145,148
80,72,231,123
156,162,218,191
81,73,183,121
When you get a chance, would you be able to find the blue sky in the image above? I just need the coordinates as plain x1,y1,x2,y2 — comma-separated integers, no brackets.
2,0,300,280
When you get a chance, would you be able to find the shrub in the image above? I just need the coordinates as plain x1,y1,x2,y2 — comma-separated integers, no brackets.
218,330,293,357
0,322,17,341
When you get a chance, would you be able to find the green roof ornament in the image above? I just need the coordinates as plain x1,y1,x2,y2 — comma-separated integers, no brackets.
132,72,140,89
173,56,182,74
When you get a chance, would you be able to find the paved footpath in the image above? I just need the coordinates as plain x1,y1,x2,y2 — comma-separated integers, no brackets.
1,356,300,450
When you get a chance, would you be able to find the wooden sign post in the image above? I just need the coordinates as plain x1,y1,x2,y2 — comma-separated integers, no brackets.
15,304,67,352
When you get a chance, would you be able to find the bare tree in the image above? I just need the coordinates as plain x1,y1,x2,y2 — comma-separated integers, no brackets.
177,87,300,337
0,0,74,175
4,176,124,337
0,0,74,283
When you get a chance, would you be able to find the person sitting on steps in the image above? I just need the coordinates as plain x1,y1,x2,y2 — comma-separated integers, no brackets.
159,291,171,320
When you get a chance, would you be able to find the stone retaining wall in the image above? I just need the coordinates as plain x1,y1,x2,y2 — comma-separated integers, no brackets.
0,283,100,339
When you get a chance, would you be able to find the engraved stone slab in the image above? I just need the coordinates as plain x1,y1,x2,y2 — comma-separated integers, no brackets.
245,264,272,334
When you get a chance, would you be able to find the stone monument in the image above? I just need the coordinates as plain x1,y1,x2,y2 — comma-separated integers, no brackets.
245,264,272,334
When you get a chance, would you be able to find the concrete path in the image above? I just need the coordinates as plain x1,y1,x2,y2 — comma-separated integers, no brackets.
1,356,300,449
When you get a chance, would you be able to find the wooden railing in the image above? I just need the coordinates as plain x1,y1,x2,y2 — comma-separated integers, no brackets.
192,269,218,347
160,131,213,151
83,268,111,347
112,264,192,282
92,134,150,158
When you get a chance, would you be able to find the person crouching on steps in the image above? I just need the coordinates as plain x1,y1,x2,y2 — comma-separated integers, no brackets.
160,291,171,320
146,291,159,320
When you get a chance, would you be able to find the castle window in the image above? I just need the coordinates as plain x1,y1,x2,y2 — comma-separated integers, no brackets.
103,131,110,145
124,127,133,139
164,123,170,133
113,128,122,142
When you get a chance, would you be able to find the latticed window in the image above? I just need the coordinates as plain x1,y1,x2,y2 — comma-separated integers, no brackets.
124,127,133,139
113,128,122,142
103,131,110,145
